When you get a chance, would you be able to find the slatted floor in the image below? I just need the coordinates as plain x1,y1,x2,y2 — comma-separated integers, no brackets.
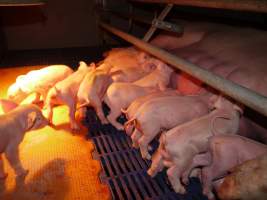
84,106,208,200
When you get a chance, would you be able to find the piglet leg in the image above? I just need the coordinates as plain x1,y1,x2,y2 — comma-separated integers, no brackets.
201,166,216,200
167,165,186,194
0,154,7,179
92,97,108,125
67,99,80,131
182,152,211,185
131,129,142,148
5,143,28,177
147,147,164,177
107,107,124,130
138,136,152,160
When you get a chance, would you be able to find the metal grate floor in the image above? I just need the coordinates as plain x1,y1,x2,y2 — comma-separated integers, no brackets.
84,105,208,200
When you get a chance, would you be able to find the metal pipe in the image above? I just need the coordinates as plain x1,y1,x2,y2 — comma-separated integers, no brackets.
130,0,267,13
99,22,267,117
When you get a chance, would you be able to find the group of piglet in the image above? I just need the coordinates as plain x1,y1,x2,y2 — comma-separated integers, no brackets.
1,20,267,200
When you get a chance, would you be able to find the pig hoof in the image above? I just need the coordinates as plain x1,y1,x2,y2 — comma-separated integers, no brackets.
101,119,109,125
0,172,8,179
71,123,80,131
181,176,189,185
173,185,186,194
147,169,156,177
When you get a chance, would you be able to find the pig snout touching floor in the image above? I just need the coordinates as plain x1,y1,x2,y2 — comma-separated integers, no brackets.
197,135,267,200
44,61,92,131
216,153,267,200
129,94,210,160
158,96,241,194
104,82,158,130
7,64,73,104
0,104,48,178
77,63,114,124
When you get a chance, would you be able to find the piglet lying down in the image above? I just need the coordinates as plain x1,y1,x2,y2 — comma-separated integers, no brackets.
0,102,48,178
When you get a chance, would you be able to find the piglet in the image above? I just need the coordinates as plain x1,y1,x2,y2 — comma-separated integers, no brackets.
44,61,92,130
0,103,48,178
197,135,267,200
7,65,73,104
77,63,114,124
133,58,173,90
127,94,210,160
158,96,241,194
122,89,180,135
104,82,158,130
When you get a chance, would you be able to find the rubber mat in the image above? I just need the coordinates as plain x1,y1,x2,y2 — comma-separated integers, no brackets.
84,106,208,200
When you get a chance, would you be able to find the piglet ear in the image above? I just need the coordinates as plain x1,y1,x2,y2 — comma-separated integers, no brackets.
89,62,96,69
27,111,37,130
0,99,18,113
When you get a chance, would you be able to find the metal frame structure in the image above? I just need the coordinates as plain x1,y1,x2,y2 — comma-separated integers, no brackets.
99,21,267,117
130,0,267,13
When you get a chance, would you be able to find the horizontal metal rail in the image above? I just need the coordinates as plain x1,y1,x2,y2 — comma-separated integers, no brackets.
130,0,267,13
99,21,267,117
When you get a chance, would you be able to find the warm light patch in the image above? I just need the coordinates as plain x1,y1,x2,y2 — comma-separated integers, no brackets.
0,66,110,200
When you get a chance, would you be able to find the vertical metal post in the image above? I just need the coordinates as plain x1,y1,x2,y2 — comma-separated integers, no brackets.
143,4,173,42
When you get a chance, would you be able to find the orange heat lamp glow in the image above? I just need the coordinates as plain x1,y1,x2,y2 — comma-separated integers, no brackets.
0,66,110,200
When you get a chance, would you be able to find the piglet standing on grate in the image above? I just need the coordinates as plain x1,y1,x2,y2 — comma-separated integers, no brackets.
151,96,241,194
44,61,93,130
122,89,180,135
104,82,159,130
0,102,48,178
193,135,267,200
7,64,73,104
77,63,115,124
126,93,210,160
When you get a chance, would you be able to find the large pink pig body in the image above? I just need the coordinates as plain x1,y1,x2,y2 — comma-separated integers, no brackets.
104,82,158,130
158,97,240,194
128,94,210,160
0,104,48,178
45,61,92,130
7,65,73,104
152,22,267,142
198,135,267,200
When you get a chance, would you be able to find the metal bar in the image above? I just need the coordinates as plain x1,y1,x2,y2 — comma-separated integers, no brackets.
130,0,267,13
99,22,267,117
0,0,46,6
99,8,183,34
143,3,173,42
